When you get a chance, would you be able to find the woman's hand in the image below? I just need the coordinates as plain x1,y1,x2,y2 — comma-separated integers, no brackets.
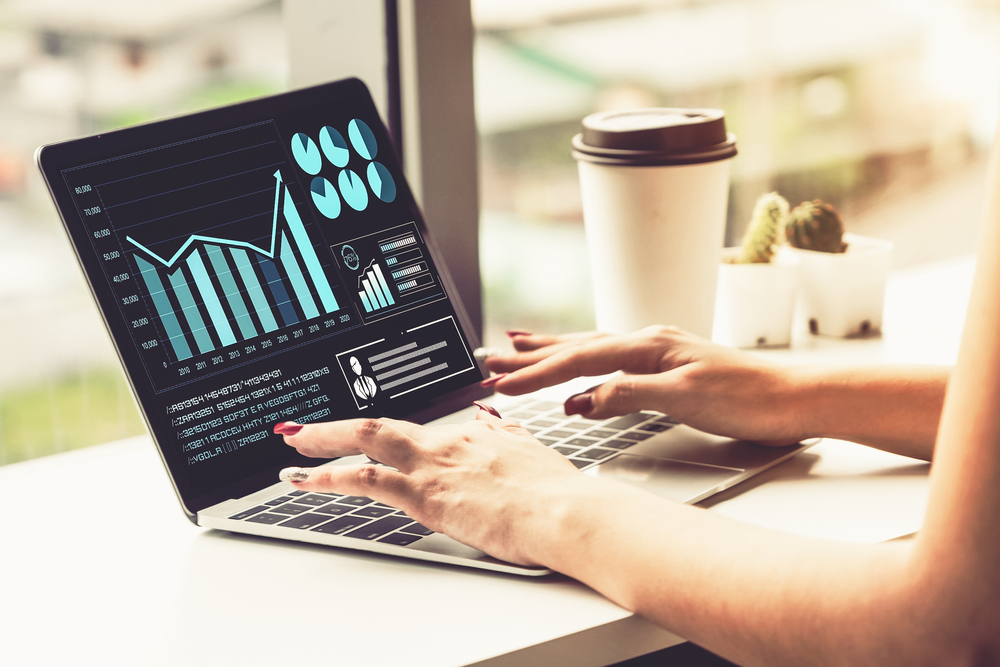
275,409,586,566
484,326,806,446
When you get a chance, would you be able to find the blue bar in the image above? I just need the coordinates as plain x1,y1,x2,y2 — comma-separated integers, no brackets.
135,255,192,361
230,248,278,334
363,277,385,309
279,230,319,319
259,257,299,327
167,267,214,355
187,248,236,347
281,185,339,313
359,290,373,313
372,264,395,305
206,245,257,340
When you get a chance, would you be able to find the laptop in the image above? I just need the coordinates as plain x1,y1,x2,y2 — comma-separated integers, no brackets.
36,77,811,577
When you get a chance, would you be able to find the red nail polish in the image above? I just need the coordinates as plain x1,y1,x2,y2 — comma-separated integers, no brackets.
564,392,594,417
506,329,533,338
273,422,303,436
473,401,502,418
480,373,508,388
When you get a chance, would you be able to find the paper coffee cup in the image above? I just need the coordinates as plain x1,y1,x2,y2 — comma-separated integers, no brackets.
572,109,737,337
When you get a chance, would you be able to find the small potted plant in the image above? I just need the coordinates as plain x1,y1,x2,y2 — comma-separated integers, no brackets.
714,192,800,348
784,200,894,337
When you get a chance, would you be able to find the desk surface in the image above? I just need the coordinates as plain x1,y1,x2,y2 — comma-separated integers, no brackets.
0,256,971,667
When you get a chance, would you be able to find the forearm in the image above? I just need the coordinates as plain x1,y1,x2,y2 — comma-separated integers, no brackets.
535,478,929,666
785,365,949,460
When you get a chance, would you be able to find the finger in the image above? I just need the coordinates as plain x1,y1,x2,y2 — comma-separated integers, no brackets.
510,331,605,352
280,417,425,472
492,334,671,395
474,402,533,437
562,374,673,419
283,463,416,509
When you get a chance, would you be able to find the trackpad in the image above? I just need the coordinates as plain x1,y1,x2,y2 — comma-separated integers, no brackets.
584,454,744,504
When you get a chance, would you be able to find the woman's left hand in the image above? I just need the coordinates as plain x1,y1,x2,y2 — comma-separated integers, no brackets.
275,409,586,566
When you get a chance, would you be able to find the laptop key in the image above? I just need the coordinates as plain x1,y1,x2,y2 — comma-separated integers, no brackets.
576,447,616,461
603,413,653,430
639,423,673,433
537,437,559,446
568,459,591,469
567,437,598,447
265,495,296,506
378,532,423,546
337,495,374,506
345,516,413,541
229,506,269,520
288,490,308,496
352,506,394,519
527,418,561,428
585,428,618,439
311,515,373,535
603,438,638,450
313,504,353,516
294,494,335,506
246,512,289,525
399,522,434,536
546,429,576,440
553,446,580,457
618,431,654,441
279,513,334,530
268,503,312,515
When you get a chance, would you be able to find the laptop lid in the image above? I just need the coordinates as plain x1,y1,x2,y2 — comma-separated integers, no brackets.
37,78,490,521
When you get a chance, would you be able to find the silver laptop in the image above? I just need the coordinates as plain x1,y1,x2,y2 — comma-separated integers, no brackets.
36,77,811,577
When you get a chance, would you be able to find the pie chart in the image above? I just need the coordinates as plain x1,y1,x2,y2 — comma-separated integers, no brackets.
367,161,396,203
348,119,378,160
291,133,322,175
310,177,341,219
319,126,350,167
339,169,369,211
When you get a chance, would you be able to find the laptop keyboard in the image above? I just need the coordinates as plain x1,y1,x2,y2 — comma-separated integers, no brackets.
227,400,679,546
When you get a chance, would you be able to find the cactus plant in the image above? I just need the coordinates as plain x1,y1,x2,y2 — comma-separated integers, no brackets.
738,192,789,264
785,199,847,253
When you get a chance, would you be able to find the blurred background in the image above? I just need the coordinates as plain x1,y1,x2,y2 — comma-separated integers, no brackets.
1,0,998,464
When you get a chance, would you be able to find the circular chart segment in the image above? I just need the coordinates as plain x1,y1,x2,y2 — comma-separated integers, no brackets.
310,176,342,219
367,162,396,203
291,133,322,175
319,126,350,168
338,169,369,211
348,119,378,161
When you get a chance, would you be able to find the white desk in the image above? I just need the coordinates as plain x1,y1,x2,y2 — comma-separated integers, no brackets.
0,256,972,667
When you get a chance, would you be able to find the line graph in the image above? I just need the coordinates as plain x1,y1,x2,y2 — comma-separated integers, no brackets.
66,121,355,391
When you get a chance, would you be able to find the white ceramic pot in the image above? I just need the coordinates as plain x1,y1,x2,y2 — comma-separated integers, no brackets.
788,233,894,337
713,246,799,348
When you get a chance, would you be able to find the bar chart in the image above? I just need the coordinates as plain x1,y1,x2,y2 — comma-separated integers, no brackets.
333,222,446,324
66,121,355,390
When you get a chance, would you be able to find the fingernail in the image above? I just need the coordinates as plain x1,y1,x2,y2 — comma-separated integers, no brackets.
473,347,504,362
506,330,532,338
279,467,310,482
564,392,594,417
480,373,508,388
473,401,502,418
273,422,303,436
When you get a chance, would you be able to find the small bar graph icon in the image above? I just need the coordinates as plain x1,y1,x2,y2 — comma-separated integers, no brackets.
358,261,396,313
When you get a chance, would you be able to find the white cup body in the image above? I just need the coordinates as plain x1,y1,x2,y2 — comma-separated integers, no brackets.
577,158,732,336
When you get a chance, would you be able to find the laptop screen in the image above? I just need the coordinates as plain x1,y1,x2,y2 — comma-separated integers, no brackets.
37,79,485,514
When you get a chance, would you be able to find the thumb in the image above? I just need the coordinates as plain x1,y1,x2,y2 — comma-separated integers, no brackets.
563,374,670,420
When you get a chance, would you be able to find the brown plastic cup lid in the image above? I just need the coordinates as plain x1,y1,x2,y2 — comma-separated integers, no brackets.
572,108,737,166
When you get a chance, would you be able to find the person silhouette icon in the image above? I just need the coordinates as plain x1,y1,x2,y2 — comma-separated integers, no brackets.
350,356,378,401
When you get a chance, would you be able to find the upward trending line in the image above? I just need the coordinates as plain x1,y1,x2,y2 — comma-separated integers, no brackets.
125,171,285,267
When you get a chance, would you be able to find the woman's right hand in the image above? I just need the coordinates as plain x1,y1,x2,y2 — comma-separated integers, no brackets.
484,326,807,446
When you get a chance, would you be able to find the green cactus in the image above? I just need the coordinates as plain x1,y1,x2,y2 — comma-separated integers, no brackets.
738,192,789,264
785,199,847,253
